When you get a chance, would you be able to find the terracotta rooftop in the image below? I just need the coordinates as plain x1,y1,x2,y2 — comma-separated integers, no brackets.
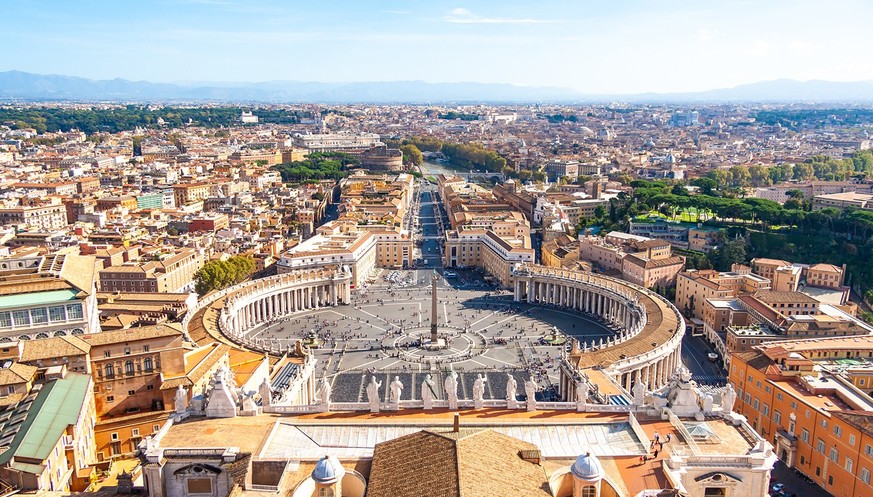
367,429,550,497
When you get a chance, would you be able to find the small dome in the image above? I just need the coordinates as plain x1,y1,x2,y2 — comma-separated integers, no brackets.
312,455,345,484
571,451,603,482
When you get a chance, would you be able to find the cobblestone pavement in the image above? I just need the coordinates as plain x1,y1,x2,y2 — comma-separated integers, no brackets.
249,269,615,394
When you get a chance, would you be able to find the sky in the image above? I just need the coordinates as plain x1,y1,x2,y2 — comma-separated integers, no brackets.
4,0,873,94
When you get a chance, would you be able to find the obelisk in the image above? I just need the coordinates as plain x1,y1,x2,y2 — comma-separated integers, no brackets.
430,272,439,343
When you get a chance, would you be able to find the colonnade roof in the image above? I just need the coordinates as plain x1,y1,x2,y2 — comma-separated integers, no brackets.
558,279,680,369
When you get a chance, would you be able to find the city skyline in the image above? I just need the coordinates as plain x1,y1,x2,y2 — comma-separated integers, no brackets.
4,0,873,95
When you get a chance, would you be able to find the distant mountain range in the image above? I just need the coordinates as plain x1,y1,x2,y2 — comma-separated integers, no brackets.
1,70,872,103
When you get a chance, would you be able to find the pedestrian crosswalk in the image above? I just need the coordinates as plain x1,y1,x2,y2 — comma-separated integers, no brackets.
692,374,727,386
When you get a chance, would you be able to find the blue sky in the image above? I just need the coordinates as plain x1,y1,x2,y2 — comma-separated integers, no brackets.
4,0,872,93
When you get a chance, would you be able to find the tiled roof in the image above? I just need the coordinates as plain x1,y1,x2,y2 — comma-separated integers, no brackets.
19,336,91,362
80,322,183,346
367,428,550,497
0,363,37,385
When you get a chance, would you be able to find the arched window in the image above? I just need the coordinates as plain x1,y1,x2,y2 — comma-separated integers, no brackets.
105,364,114,378
581,485,597,497
124,360,135,374
143,358,153,372
317,487,334,497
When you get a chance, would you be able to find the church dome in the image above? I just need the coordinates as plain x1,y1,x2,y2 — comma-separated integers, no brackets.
571,451,603,482
312,455,345,485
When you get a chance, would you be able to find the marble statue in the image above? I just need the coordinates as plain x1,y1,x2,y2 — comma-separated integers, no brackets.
445,371,459,410
506,374,518,408
632,379,648,407
389,376,403,404
722,383,737,414
524,379,538,412
421,374,435,409
259,377,272,407
318,377,332,411
174,385,188,414
366,376,382,412
703,393,714,414
472,373,487,408
664,366,702,418
472,374,487,400
576,379,590,406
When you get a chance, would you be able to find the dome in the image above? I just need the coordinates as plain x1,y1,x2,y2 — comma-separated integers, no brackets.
312,455,345,485
571,451,603,482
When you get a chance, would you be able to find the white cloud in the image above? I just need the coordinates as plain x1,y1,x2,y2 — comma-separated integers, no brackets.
444,8,557,24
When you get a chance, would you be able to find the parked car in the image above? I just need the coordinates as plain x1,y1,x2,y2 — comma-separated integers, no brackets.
772,483,785,493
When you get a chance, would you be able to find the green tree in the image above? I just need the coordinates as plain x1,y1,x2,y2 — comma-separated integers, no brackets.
194,256,256,295
399,144,424,167
708,235,747,271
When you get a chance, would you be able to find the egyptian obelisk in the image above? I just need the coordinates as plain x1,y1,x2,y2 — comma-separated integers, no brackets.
430,271,439,342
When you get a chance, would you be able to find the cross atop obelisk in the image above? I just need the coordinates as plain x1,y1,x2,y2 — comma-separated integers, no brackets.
430,271,439,342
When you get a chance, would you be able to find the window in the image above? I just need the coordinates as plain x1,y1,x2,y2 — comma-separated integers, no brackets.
774,411,782,425
107,396,114,402
834,425,842,437
801,429,810,443
110,432,119,441
791,401,798,409
66,304,83,319
143,358,153,372
830,447,839,462
0,312,10,328
753,399,760,410
131,428,140,437
846,457,854,473
105,364,114,378
12,310,29,327
866,445,873,457
862,468,871,485
317,488,334,497
828,475,834,485
128,390,135,396
104,350,111,358
30,308,47,324
821,419,828,428
49,306,66,322
153,424,161,433
5,386,14,395
124,361,134,375
817,439,826,454
762,404,769,416
143,345,150,352
580,486,597,497
850,434,856,446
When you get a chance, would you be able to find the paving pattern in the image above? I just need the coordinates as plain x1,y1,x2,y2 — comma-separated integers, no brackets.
247,269,615,394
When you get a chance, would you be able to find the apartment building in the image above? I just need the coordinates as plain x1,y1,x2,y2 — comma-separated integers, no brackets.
277,221,412,286
172,183,211,208
98,248,205,293
730,337,873,497
578,231,685,289
444,228,534,286
0,202,67,231
675,266,771,320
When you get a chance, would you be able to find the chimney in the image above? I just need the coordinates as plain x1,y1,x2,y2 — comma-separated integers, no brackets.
453,413,460,433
